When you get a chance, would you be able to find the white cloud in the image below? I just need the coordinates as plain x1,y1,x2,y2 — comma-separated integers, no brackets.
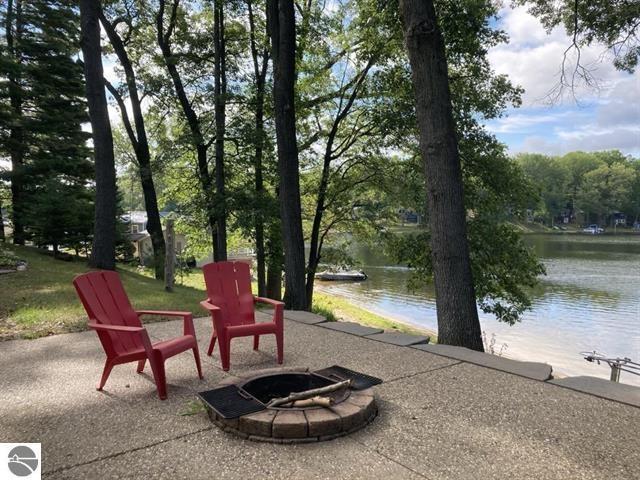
488,110,585,134
487,7,640,155
489,6,630,106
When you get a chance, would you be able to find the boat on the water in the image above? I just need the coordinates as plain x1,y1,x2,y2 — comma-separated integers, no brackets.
315,270,368,281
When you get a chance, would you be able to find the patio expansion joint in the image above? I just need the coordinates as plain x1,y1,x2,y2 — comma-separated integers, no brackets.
384,361,464,385
347,437,432,479
43,426,214,477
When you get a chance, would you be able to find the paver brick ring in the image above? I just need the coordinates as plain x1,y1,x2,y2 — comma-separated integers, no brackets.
200,367,378,443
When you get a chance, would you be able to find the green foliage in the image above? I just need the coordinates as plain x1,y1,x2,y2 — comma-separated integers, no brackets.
515,153,570,223
0,243,21,268
317,245,359,270
577,161,636,221
468,219,545,325
179,399,206,416
384,219,545,325
28,179,94,254
518,0,640,72
517,150,639,226
0,0,94,252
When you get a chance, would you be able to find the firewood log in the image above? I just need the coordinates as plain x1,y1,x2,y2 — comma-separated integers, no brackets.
291,396,333,407
267,379,351,407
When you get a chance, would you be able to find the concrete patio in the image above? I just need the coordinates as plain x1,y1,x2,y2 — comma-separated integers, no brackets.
1,312,639,479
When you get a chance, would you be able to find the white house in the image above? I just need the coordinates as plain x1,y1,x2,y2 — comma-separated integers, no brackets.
122,211,186,266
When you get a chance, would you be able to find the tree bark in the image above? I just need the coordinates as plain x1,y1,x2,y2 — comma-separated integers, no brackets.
165,218,175,292
399,0,483,351
268,0,307,309
6,0,25,245
0,195,5,242
247,0,269,296
266,220,283,300
156,0,218,257
213,0,227,261
100,13,166,279
80,0,117,270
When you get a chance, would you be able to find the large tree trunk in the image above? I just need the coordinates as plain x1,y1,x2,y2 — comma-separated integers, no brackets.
100,13,166,279
248,0,269,296
6,0,25,245
399,0,483,351
213,0,227,261
268,0,307,309
80,0,117,270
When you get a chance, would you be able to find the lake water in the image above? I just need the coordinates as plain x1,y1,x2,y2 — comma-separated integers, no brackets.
316,234,640,386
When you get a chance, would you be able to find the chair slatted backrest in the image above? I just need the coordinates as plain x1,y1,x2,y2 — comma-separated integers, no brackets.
73,271,144,356
202,261,255,326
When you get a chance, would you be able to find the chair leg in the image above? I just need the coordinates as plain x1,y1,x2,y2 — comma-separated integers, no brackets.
219,334,231,371
148,353,167,400
97,360,114,390
193,344,203,379
207,331,217,357
136,359,146,373
276,331,284,365
253,335,259,351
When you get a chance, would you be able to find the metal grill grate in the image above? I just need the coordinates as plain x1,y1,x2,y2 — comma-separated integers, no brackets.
314,365,383,390
198,385,265,419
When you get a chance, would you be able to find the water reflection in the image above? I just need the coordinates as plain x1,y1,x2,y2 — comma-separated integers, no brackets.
316,234,640,386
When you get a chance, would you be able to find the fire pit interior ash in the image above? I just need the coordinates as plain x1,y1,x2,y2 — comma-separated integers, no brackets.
242,372,351,407
199,367,379,443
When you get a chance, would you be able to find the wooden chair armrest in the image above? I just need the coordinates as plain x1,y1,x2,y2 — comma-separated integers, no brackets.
137,310,196,336
254,296,283,327
89,322,145,333
200,300,221,312
254,296,285,308
136,310,192,317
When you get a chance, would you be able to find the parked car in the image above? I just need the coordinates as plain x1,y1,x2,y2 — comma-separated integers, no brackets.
582,224,604,234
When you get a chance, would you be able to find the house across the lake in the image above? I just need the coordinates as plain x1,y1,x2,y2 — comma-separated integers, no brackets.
122,211,186,266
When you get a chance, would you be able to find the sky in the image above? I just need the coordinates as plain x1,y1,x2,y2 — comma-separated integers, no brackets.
485,6,640,157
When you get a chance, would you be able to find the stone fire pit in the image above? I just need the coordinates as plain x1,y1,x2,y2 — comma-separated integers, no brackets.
202,367,378,443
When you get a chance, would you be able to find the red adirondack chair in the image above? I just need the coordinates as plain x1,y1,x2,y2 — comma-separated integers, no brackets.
200,261,284,371
73,270,203,400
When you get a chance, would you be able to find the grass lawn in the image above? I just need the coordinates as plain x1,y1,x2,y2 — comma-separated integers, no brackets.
0,245,207,340
0,244,433,342
313,291,436,340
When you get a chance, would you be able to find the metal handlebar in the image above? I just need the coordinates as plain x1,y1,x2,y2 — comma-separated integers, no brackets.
580,351,640,382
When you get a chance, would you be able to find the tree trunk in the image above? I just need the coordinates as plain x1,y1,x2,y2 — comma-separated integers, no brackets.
156,0,217,256
6,0,25,245
266,266,282,301
248,0,269,297
0,195,5,242
399,0,483,351
304,59,374,307
80,0,117,271
266,219,283,300
268,0,307,309
305,151,331,306
165,218,175,292
213,0,227,261
100,13,166,279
